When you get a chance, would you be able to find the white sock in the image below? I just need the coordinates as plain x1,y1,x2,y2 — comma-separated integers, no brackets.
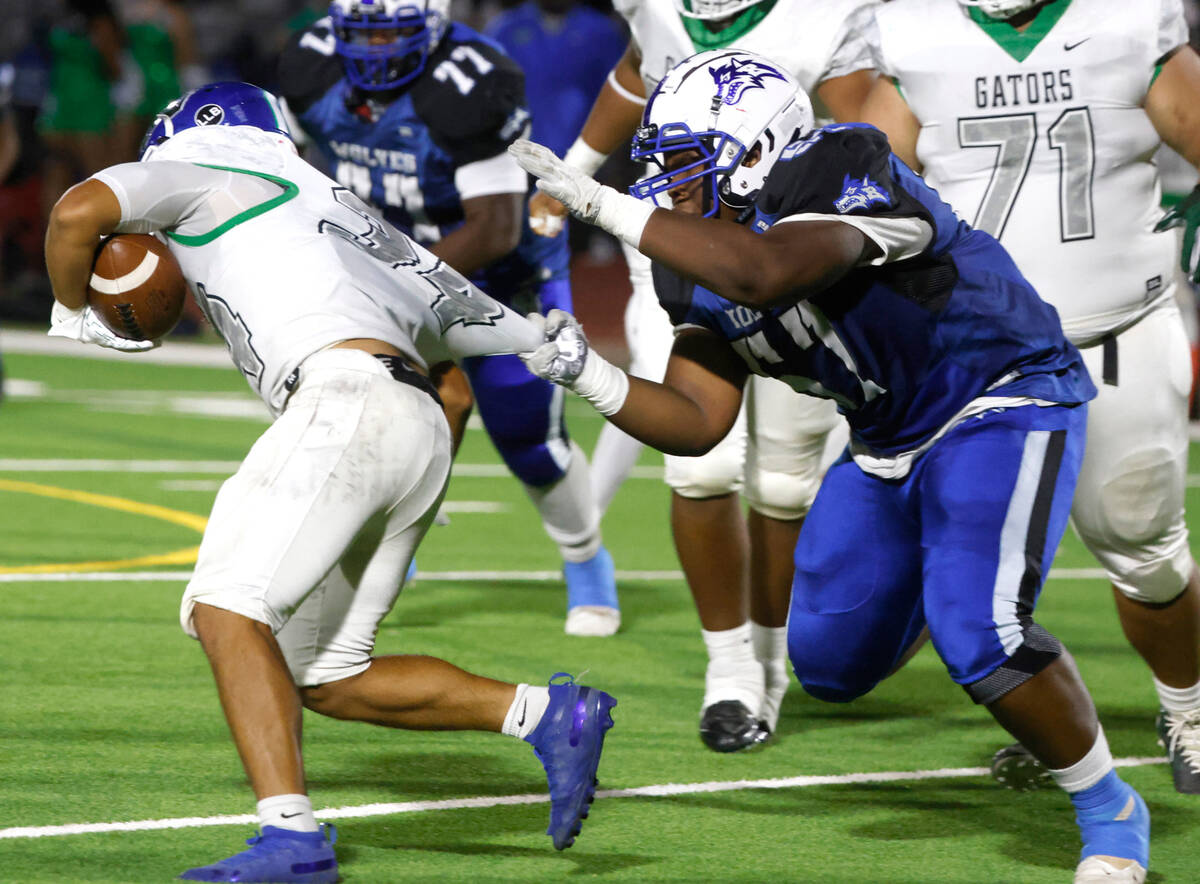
525,441,602,563
1049,728,1114,793
751,621,789,731
502,684,551,739
257,793,318,832
1154,676,1200,714
589,423,645,515
701,622,763,713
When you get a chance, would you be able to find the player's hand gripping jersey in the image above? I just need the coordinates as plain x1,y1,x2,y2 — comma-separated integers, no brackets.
91,126,538,414
278,17,564,303
654,124,1096,477
868,0,1187,345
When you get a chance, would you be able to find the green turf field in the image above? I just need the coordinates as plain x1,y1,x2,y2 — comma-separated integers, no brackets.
1,345,1197,883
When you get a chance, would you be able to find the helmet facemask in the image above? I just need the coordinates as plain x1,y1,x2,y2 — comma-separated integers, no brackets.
330,0,448,91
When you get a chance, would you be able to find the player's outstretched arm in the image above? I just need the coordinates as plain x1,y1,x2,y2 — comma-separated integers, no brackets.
510,139,876,309
522,310,744,455
528,41,646,238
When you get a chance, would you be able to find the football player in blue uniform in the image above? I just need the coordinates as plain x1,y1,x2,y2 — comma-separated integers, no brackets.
277,0,620,636
512,49,1152,883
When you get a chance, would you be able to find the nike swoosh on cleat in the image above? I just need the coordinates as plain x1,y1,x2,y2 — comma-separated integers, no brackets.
1113,795,1135,821
1064,38,1090,50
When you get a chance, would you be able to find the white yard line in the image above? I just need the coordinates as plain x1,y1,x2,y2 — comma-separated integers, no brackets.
0,757,1165,840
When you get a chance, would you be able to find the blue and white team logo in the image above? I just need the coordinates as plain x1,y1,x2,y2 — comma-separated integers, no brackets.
194,104,225,126
834,174,890,214
708,58,785,107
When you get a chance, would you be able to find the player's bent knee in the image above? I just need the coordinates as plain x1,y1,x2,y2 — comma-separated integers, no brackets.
743,467,820,521
664,451,744,498
961,625,1063,705
179,585,278,639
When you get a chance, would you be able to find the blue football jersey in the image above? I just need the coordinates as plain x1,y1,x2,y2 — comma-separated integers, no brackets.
656,124,1095,468
278,19,568,303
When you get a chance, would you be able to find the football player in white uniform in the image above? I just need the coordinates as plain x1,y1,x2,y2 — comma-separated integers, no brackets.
529,0,876,753
860,0,1200,802
44,82,617,883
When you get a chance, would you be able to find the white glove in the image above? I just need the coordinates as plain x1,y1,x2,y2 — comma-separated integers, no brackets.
508,139,655,247
523,309,590,385
48,301,159,352
521,309,629,415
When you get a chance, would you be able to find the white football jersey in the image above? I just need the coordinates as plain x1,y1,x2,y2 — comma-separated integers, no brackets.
92,127,539,414
869,0,1188,345
615,0,878,99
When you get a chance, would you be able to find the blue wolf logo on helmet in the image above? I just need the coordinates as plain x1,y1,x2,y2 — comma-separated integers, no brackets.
709,58,786,107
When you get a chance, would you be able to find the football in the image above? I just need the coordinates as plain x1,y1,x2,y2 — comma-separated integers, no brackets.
87,234,187,341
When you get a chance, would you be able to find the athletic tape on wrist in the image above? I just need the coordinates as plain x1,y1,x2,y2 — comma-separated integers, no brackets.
572,349,629,416
563,138,608,176
594,186,655,249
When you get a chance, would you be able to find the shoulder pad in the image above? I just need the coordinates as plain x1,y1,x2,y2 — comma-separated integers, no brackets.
277,24,344,115
412,30,529,165
760,124,896,220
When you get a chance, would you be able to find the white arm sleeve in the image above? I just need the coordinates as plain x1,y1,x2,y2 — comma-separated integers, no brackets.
454,151,529,201
91,161,285,237
774,212,933,266
1157,0,1189,58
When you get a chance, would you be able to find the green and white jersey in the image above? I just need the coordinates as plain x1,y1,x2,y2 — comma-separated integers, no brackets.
868,0,1188,345
614,0,878,99
92,127,538,414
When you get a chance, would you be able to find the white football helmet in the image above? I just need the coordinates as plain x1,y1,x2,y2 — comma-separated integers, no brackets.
329,0,451,90
956,0,1045,19
673,0,767,22
630,50,813,216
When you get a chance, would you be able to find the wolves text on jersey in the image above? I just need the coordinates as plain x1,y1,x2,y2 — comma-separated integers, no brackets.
327,141,418,174
974,69,1074,109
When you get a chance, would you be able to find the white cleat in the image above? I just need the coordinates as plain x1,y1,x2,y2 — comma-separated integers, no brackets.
565,605,620,637
759,655,789,735
1074,856,1147,883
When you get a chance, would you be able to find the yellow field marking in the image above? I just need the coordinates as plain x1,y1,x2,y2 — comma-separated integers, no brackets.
0,479,207,574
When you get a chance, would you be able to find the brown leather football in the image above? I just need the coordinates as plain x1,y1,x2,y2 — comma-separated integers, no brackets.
87,234,187,341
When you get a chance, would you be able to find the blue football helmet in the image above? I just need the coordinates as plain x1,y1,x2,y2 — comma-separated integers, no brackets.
329,0,450,92
139,82,292,160
629,50,812,217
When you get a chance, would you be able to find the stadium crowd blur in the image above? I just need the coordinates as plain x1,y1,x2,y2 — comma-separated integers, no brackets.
0,0,1197,342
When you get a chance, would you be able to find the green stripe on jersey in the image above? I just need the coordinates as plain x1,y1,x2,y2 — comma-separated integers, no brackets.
165,165,299,247
967,0,1073,63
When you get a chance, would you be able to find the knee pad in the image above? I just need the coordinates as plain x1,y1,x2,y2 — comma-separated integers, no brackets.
963,624,1063,705
665,444,744,499
744,466,821,521
1075,448,1192,603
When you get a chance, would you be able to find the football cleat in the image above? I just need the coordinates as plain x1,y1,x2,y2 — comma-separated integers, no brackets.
1156,707,1200,794
178,824,337,883
699,700,769,753
524,672,617,849
990,743,1052,791
564,547,620,637
759,655,789,736
1074,856,1147,883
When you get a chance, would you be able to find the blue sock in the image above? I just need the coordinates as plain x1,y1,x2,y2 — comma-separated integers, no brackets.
1070,770,1149,867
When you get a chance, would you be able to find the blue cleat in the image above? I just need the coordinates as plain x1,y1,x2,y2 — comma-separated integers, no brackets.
563,546,620,636
1073,773,1149,883
178,824,338,883
524,672,617,849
